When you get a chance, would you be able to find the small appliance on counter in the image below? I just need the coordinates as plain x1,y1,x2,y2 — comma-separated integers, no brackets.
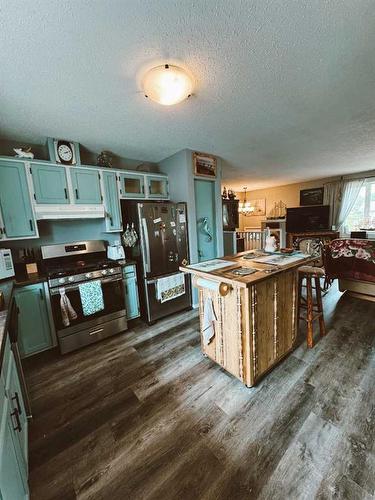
107,241,126,261
0,248,15,280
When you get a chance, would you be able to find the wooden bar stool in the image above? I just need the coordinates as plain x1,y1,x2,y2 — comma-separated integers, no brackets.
298,266,326,348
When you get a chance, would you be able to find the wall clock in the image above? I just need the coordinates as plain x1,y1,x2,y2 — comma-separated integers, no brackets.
47,137,81,166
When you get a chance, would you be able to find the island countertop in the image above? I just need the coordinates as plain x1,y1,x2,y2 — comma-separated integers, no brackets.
180,251,314,387
180,251,314,288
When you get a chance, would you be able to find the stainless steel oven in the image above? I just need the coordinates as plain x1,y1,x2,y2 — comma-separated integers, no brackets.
42,241,128,354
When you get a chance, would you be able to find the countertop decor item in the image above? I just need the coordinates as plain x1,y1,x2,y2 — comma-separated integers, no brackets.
143,64,194,106
47,137,81,165
13,146,34,159
97,150,113,168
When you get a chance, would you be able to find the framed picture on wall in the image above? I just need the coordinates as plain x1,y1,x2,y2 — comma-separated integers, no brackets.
300,187,324,206
248,198,266,216
193,152,217,178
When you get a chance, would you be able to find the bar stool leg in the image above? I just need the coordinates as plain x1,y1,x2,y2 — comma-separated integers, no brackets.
314,276,326,337
297,274,303,322
306,275,314,348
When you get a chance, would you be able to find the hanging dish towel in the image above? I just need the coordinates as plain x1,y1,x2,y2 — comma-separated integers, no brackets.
155,273,185,303
79,280,104,316
202,297,217,345
59,287,78,327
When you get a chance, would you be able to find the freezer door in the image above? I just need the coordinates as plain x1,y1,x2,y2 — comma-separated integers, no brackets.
138,203,179,278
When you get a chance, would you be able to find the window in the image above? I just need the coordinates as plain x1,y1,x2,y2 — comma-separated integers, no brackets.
345,179,375,231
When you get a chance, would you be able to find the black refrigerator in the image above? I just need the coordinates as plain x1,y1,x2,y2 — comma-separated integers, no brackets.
121,200,191,323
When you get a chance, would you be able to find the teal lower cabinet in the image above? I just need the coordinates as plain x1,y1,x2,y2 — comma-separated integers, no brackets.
123,264,140,320
15,283,53,358
0,346,29,499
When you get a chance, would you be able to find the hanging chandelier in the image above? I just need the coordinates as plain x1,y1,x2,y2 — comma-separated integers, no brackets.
238,187,254,216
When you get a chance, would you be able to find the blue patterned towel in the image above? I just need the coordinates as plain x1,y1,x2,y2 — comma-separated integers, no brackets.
79,280,104,316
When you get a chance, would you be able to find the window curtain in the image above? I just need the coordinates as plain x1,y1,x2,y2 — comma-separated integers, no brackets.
323,178,365,231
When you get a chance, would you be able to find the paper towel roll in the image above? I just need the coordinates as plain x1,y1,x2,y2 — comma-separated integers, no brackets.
194,277,231,296
195,277,221,292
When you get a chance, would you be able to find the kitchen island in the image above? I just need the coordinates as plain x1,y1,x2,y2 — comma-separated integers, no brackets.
180,251,313,387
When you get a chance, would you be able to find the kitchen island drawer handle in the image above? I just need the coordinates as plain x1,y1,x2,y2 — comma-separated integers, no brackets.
29,219,34,231
10,408,22,432
89,328,104,336
11,392,22,415
64,187,68,199
75,188,79,199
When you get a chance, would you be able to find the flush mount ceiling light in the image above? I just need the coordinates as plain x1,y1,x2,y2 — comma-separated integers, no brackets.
142,64,194,106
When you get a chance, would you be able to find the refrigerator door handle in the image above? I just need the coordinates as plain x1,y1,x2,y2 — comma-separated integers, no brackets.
141,217,151,273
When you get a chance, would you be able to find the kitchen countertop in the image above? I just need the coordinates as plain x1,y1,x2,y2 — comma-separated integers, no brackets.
180,251,314,288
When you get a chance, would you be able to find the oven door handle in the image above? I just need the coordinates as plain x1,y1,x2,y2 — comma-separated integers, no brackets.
49,276,124,295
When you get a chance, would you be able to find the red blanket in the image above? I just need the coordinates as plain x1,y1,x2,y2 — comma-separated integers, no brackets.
325,239,375,283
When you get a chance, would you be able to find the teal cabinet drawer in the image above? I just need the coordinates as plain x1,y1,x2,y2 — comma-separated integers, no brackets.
146,175,169,199
102,171,122,231
15,283,52,357
123,265,140,319
71,168,102,204
0,160,36,239
31,163,69,204
119,173,145,199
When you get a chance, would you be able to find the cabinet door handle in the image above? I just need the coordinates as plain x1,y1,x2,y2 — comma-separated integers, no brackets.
11,392,22,415
39,288,44,300
29,219,34,231
109,215,113,226
64,187,68,199
75,188,79,199
10,408,22,432
125,283,128,295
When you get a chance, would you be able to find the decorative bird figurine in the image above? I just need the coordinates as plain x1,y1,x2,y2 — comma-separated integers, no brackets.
13,146,34,159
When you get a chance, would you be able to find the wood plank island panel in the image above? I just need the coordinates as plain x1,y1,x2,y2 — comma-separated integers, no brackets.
181,253,310,387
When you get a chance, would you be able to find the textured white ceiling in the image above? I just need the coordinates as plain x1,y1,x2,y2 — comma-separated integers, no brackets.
1,0,375,189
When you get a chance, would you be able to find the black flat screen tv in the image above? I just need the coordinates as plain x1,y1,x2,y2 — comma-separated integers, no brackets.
286,205,330,233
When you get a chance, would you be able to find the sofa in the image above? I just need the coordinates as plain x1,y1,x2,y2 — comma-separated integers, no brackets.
325,239,375,300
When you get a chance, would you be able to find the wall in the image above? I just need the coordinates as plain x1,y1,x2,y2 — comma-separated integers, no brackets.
236,178,328,230
234,168,375,230
159,149,224,264
1,219,120,259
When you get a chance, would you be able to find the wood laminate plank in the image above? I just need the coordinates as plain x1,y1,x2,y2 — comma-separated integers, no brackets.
24,287,375,500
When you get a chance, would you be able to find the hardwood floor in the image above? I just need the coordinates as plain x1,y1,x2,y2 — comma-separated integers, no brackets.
24,285,375,500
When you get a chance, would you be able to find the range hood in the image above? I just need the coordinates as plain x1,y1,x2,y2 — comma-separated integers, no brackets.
34,204,105,220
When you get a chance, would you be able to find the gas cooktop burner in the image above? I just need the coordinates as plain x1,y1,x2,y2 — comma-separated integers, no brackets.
46,259,117,279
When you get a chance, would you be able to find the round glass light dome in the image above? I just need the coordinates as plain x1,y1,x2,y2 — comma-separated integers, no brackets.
143,64,193,106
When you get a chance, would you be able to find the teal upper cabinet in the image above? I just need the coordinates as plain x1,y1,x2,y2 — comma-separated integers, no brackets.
146,175,169,199
71,168,102,204
15,283,53,357
102,171,122,231
0,160,36,239
123,264,140,319
119,173,145,199
31,163,69,204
